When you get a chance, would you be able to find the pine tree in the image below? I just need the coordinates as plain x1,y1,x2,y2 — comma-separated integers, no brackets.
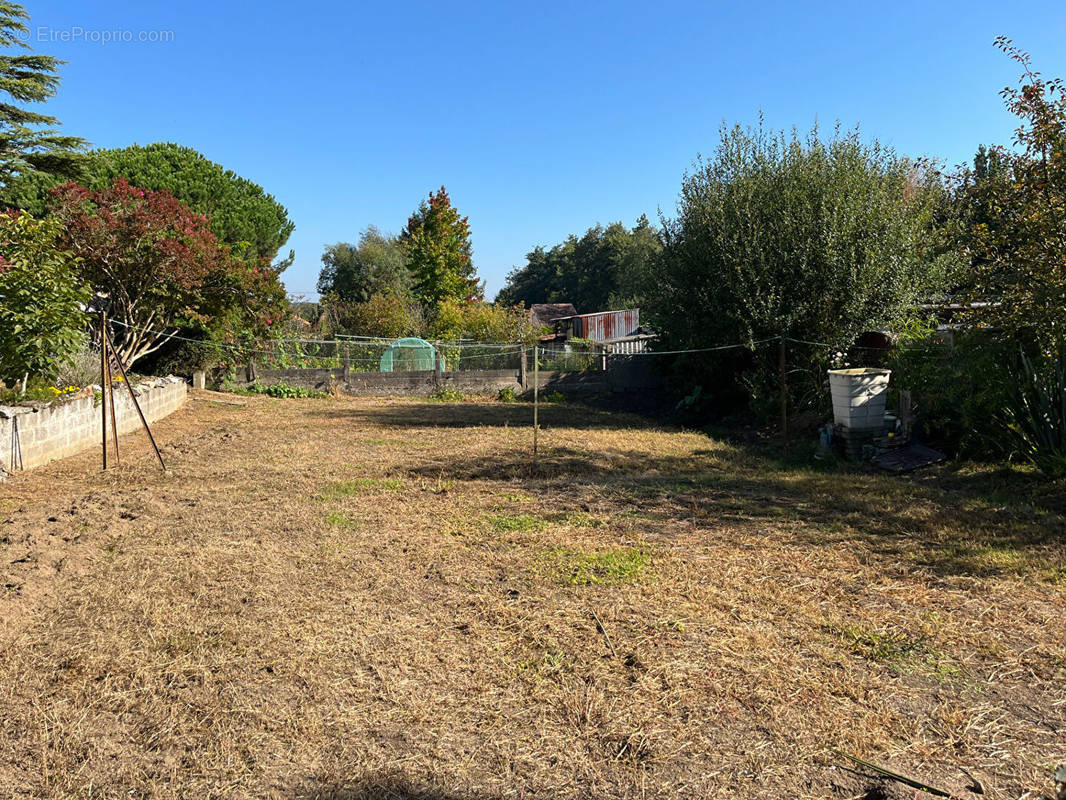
0,2,85,188
401,186,482,309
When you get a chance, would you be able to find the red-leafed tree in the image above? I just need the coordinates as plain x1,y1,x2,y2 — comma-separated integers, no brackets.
49,178,286,366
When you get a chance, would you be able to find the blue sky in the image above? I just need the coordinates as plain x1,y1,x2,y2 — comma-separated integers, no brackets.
27,0,1066,301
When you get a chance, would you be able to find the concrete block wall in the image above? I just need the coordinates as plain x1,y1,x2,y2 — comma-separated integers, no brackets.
253,368,524,397
0,376,187,472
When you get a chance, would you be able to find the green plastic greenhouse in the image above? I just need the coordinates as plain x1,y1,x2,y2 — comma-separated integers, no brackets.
378,337,444,373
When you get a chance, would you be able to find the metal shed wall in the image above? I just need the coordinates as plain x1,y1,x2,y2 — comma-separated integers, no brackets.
572,309,640,342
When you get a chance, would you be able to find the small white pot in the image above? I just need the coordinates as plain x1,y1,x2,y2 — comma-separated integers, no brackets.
828,368,891,431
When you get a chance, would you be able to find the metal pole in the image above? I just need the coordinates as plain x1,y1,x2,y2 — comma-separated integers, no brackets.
104,328,167,472
533,345,539,458
779,335,788,448
100,312,108,470
105,333,120,465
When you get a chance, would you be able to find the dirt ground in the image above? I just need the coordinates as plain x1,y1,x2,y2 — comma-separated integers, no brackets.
0,393,1063,799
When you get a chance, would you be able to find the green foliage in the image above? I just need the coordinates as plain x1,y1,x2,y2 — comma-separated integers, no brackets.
654,121,955,416
236,381,327,399
888,330,1016,459
323,293,424,339
0,379,80,404
49,178,288,367
428,298,539,343
401,186,482,308
1004,347,1066,477
956,40,1066,349
497,386,518,402
0,212,89,385
430,387,465,402
0,2,85,188
5,142,294,266
497,216,661,310
318,226,409,302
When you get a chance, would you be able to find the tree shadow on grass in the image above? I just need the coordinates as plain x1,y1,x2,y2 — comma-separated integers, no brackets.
293,778,494,800
307,400,656,432
334,404,1066,582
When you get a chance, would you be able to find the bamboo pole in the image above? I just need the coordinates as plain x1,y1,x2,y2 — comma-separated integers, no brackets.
100,312,108,470
105,334,120,465
103,327,167,472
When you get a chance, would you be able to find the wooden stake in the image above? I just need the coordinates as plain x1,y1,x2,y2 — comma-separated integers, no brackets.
533,345,539,459
105,334,120,466
100,312,108,471
104,327,167,473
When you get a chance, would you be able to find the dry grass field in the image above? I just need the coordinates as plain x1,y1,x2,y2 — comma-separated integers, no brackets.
1,393,1064,799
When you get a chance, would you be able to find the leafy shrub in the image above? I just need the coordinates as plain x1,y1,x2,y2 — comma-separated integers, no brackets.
887,329,1016,459
235,381,327,399
53,344,102,389
0,212,90,388
1004,347,1066,477
0,380,81,405
430,387,465,402
652,122,956,420
497,386,518,403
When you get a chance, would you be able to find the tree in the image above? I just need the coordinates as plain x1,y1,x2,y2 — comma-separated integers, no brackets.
3,143,294,266
0,2,85,188
49,178,286,366
654,121,954,412
0,211,89,386
318,226,409,302
323,293,423,339
959,39,1066,347
401,187,482,308
496,217,662,311
428,298,539,343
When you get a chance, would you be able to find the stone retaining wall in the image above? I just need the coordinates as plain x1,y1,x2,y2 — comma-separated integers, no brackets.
0,376,187,473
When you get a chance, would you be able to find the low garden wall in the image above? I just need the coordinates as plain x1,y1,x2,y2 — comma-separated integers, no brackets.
0,376,187,473
251,367,524,397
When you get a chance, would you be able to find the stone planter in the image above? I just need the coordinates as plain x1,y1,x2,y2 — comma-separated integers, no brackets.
828,368,891,432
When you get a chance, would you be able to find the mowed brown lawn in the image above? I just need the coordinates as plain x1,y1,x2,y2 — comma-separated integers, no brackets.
0,393,1063,799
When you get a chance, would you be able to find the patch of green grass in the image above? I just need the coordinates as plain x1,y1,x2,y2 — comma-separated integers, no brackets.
842,624,923,663
325,511,357,528
545,546,649,586
1045,565,1066,586
484,513,544,533
554,510,604,528
973,543,1027,570
837,623,965,681
516,649,571,678
321,477,404,499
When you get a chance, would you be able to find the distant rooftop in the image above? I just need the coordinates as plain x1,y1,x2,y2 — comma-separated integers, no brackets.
529,303,578,328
